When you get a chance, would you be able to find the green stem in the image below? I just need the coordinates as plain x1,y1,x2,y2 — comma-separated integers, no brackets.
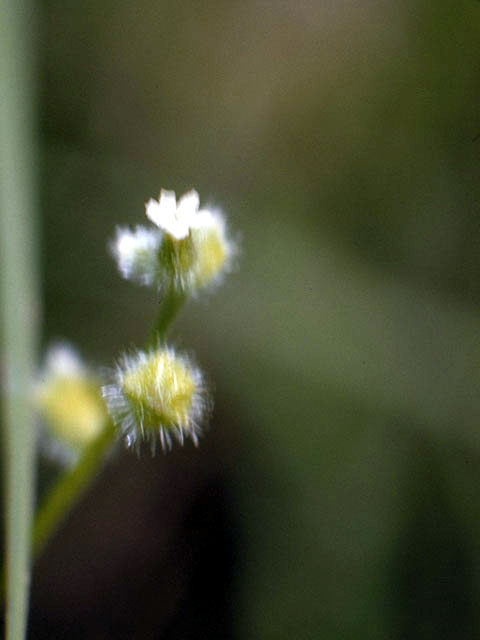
150,286,186,346
0,422,117,604
31,421,117,560
25,286,186,566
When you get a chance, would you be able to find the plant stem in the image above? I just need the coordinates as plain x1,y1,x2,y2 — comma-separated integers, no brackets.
28,287,186,566
0,422,117,602
31,421,117,560
150,286,186,345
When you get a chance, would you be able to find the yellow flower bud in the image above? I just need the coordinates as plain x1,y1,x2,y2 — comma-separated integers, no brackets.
36,344,108,457
190,211,231,290
103,347,207,452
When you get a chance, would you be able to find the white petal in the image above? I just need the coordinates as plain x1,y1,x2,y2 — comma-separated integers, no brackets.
190,208,216,230
145,199,162,227
158,189,177,215
176,190,200,222
163,217,191,240
145,189,177,228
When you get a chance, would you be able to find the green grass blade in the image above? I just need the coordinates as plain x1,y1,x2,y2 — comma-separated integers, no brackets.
0,1,39,637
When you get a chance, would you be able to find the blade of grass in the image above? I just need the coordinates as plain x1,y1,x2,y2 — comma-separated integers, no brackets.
0,1,39,638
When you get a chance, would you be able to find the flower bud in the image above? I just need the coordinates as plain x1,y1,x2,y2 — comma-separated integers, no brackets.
102,347,207,452
110,225,162,287
36,343,108,458
189,210,232,290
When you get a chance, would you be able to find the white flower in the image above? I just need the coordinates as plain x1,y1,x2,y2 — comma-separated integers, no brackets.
110,226,162,286
103,347,208,453
147,190,235,292
110,189,235,293
145,189,201,240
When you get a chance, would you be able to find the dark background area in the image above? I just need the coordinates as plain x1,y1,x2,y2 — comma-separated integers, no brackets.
18,0,480,637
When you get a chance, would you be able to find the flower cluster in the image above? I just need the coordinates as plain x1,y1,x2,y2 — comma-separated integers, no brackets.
111,189,234,294
38,188,233,457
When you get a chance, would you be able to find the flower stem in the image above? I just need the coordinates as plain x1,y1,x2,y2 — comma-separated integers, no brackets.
0,421,117,605
150,286,186,345
31,420,117,560
22,289,186,569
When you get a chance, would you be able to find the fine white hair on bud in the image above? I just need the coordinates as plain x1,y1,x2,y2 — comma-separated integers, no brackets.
110,225,162,286
36,343,108,460
187,207,235,292
102,347,208,454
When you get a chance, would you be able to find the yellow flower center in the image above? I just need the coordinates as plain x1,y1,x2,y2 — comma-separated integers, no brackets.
39,377,106,448
122,350,196,430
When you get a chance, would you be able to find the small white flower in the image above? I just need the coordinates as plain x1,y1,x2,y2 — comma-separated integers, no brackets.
145,189,201,240
110,226,162,286
111,189,235,293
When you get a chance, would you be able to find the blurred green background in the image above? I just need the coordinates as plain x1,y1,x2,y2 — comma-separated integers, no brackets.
24,0,480,637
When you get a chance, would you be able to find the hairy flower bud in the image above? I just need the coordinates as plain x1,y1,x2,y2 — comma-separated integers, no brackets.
36,343,108,458
189,209,231,290
110,225,162,286
102,347,207,453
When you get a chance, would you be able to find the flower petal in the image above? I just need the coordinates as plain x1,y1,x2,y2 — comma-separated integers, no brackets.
158,189,177,215
145,189,177,228
176,190,200,223
164,217,191,240
190,208,216,230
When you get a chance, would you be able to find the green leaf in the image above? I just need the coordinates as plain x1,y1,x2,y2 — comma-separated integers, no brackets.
0,1,39,637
